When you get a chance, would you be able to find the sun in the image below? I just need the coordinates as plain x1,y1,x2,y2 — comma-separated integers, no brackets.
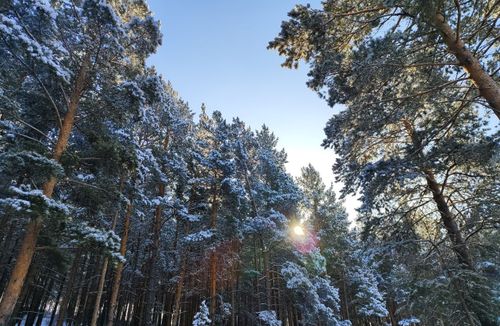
293,225,305,236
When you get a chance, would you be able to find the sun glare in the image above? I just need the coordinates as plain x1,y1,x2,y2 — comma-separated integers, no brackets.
293,225,305,236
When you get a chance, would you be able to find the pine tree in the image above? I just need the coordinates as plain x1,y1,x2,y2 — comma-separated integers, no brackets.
271,1,499,323
297,164,388,325
0,0,160,323
193,300,211,326
1,1,497,325
269,0,500,120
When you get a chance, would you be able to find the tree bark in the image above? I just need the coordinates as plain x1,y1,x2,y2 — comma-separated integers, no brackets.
89,257,109,326
171,217,189,326
106,201,133,326
24,275,47,326
48,275,65,326
55,248,83,326
171,258,186,326
0,57,90,326
208,185,219,323
341,269,350,321
0,220,17,292
0,217,42,326
402,119,473,269
136,136,170,326
90,176,125,326
230,268,236,326
433,13,500,119
261,241,272,311
141,183,165,326
424,169,473,268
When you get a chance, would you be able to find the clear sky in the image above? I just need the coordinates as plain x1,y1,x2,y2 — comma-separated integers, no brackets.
146,0,360,219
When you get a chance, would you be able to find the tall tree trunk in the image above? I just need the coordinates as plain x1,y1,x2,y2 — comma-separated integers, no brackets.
0,220,17,293
340,269,350,321
0,217,42,326
424,169,473,268
0,57,90,326
66,252,89,325
140,135,170,326
171,186,196,326
433,13,500,119
170,259,186,326
402,119,473,269
90,175,124,326
208,185,219,323
9,261,36,325
230,269,236,326
261,241,272,311
106,201,133,326
24,275,46,326
89,257,109,326
35,277,54,326
402,118,492,322
387,297,397,326
48,275,65,326
79,255,101,326
209,257,217,322
252,238,259,314
276,271,286,325
242,161,269,314
55,248,83,326
141,183,165,326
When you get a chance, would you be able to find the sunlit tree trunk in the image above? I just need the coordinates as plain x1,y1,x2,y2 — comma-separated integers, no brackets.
433,13,500,119
0,57,90,325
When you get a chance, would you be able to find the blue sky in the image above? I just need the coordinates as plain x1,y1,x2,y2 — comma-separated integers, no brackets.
147,0,359,218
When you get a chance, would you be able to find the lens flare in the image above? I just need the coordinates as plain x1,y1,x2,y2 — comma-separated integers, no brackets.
290,224,318,254
293,225,305,236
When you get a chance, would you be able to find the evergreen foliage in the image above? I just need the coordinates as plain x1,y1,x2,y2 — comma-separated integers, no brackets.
0,0,497,325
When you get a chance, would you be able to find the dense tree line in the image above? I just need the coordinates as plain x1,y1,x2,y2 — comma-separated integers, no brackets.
0,0,498,326
0,1,391,326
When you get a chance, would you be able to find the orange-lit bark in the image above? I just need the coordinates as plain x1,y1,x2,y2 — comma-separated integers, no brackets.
0,57,90,326
433,13,500,119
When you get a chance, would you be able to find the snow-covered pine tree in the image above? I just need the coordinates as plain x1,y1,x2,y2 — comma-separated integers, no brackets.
2,1,496,325
297,164,388,324
271,1,499,323
269,0,500,120
0,0,161,323
193,300,211,326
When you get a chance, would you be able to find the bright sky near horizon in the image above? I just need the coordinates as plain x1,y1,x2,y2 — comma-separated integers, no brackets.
146,0,360,219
